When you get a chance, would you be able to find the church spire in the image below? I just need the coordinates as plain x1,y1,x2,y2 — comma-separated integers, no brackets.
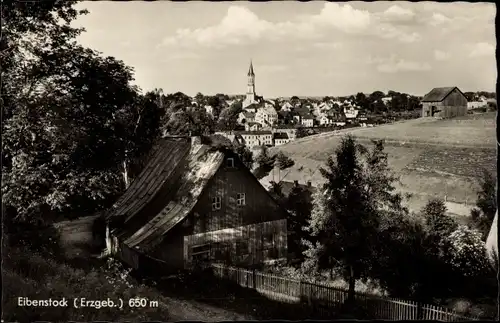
248,60,255,76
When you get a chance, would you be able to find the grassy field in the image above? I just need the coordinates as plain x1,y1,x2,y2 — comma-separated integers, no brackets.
266,112,496,216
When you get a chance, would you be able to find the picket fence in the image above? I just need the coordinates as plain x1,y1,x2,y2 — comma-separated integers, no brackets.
209,263,480,321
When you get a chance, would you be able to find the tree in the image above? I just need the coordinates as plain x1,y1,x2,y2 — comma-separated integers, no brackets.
355,92,369,111
274,151,295,170
216,101,242,131
255,146,274,168
422,198,458,237
302,136,405,304
234,145,254,169
268,181,285,203
407,96,422,111
369,91,385,103
162,106,214,136
286,185,313,263
295,126,308,138
2,1,160,225
470,170,497,240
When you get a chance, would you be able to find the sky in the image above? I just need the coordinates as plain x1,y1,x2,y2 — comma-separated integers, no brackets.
73,1,496,98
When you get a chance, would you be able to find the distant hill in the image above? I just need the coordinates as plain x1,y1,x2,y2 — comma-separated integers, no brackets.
264,112,496,216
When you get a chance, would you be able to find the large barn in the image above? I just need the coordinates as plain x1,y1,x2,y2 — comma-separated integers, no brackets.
104,136,288,272
421,86,468,118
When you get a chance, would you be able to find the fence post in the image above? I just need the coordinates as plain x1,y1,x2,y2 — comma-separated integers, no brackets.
417,302,423,320
252,268,257,290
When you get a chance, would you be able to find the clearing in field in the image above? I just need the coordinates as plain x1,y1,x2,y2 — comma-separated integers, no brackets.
266,113,496,216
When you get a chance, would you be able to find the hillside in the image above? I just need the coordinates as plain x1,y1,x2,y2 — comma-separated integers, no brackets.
264,113,496,216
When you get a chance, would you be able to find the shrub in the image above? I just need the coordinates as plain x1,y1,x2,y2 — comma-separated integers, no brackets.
446,225,490,278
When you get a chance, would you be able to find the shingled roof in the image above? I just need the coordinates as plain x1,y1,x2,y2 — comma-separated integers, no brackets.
106,137,227,252
421,87,464,102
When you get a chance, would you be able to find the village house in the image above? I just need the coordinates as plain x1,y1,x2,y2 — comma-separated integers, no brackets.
421,86,468,118
237,130,274,147
244,122,262,131
243,103,260,113
344,106,359,119
273,127,297,140
273,132,291,146
301,116,314,127
255,106,278,127
104,136,288,272
292,107,315,127
237,111,256,125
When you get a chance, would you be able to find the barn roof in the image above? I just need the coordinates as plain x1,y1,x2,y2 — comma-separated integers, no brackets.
421,87,465,102
106,137,226,252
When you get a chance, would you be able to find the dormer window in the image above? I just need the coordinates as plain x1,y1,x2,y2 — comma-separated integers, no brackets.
227,158,235,168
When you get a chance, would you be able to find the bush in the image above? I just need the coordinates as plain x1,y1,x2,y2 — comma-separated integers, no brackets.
446,225,490,278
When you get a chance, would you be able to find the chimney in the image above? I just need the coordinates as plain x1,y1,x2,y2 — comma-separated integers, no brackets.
307,181,311,187
191,136,202,145
294,180,299,187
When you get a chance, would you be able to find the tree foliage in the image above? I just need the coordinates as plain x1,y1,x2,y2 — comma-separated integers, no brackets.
274,151,295,170
302,136,405,302
470,170,497,240
286,185,313,263
2,1,161,225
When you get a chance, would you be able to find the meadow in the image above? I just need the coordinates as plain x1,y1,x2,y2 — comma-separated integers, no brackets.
266,112,496,216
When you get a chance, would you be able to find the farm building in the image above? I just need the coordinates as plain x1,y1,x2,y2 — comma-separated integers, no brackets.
104,136,288,272
421,86,468,118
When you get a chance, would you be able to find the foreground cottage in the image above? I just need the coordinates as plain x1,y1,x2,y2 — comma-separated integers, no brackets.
104,136,288,272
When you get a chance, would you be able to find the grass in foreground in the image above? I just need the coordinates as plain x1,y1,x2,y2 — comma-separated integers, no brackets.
2,245,170,322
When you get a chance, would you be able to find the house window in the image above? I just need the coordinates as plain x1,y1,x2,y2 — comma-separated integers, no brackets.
191,244,210,263
236,193,246,206
262,232,275,250
212,196,221,210
227,158,235,168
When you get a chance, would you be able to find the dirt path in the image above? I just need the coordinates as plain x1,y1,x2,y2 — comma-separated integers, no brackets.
161,297,255,321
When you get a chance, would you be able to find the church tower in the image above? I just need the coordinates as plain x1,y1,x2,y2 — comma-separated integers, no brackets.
247,60,255,96
244,60,257,108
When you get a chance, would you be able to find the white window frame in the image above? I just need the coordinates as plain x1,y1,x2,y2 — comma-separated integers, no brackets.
236,193,246,206
227,158,235,168
212,196,221,210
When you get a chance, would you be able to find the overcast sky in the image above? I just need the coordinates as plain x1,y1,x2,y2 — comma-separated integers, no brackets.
73,1,496,97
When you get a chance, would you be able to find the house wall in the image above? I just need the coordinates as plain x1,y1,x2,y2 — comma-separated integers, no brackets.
275,139,291,146
149,223,186,270
183,155,289,267
183,219,288,268
301,119,314,127
443,89,468,107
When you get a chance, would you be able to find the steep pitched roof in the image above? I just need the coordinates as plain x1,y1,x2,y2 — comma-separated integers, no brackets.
241,111,256,118
273,132,289,139
421,87,464,102
248,60,255,76
106,137,227,252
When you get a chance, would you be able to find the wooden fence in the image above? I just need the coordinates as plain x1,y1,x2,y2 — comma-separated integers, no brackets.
209,263,480,321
